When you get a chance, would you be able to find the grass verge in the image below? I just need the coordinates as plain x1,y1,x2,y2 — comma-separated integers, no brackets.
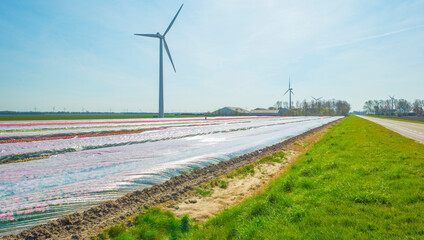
99,116,424,239
369,115,424,124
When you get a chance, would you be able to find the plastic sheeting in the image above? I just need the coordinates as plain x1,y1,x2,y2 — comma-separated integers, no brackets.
0,116,341,235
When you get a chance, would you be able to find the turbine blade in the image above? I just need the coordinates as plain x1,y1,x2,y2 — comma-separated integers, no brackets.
163,39,176,72
134,33,159,38
291,90,295,95
164,4,184,36
284,89,289,95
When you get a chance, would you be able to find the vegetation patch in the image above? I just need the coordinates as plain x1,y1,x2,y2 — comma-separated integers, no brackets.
227,164,255,179
95,208,195,240
257,150,286,164
194,188,212,197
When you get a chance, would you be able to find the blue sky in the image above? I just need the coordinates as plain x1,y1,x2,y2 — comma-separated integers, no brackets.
0,0,423,112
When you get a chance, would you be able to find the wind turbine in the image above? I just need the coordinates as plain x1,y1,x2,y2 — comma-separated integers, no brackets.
311,96,322,104
311,96,323,115
389,95,395,110
135,4,183,118
283,77,294,109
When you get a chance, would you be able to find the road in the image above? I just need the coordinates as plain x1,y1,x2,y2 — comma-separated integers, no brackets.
358,116,424,144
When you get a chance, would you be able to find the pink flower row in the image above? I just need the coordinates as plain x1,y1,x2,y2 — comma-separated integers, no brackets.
0,116,279,127
0,128,165,144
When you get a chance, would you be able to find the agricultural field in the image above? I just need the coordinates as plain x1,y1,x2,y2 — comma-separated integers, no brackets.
0,116,340,236
101,116,424,239
0,114,200,121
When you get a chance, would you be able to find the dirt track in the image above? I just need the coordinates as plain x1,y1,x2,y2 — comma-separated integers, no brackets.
2,118,342,240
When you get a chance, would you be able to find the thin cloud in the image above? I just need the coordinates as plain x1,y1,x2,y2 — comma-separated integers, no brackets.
319,24,424,50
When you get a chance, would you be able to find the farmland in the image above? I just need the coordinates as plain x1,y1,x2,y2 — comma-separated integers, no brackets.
101,116,424,239
0,116,340,236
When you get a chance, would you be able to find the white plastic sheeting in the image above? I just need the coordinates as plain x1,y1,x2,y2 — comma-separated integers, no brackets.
0,116,341,235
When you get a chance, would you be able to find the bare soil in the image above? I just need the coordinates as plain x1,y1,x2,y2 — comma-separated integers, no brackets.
2,118,341,240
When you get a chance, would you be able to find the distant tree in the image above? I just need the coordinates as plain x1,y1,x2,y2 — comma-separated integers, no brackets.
275,101,282,109
279,98,350,116
295,101,301,109
321,108,330,116
396,99,412,114
363,100,373,114
412,99,423,116
381,100,392,115
301,100,309,116
373,100,381,115
335,100,351,116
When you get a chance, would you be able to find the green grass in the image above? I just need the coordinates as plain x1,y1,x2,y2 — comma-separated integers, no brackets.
0,114,201,121
257,151,286,164
100,116,424,239
227,164,255,179
369,115,424,124
195,188,212,197
95,208,195,240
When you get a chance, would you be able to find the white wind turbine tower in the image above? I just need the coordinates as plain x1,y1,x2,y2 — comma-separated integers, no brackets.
283,77,294,109
389,95,395,110
134,4,183,118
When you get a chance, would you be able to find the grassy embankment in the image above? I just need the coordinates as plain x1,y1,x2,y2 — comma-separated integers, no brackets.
98,116,424,239
369,115,424,124
0,114,201,121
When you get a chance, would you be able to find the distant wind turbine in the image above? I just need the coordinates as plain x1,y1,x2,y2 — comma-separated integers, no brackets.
311,96,323,114
311,96,322,104
135,4,183,118
283,77,294,109
389,95,395,110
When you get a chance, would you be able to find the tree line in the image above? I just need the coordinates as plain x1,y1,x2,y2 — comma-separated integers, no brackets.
272,99,351,116
363,98,424,116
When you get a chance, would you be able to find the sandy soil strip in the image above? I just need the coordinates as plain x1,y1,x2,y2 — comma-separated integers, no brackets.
2,118,341,240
